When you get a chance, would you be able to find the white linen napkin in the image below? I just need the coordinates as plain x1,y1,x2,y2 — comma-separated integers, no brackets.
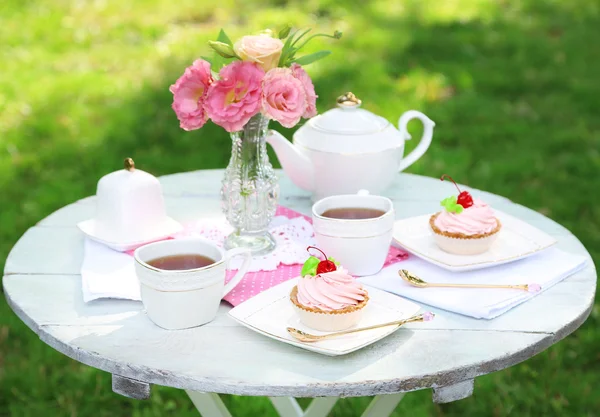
358,248,588,319
81,239,141,302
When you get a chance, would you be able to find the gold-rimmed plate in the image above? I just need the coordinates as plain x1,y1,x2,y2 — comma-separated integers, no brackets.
228,279,421,356
392,210,557,272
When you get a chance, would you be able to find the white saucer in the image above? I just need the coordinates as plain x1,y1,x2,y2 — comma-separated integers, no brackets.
392,210,557,272
77,217,183,252
229,279,422,356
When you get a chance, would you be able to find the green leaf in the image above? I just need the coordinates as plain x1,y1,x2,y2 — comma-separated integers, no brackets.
441,196,456,208
200,56,213,66
301,256,320,276
440,195,464,213
278,25,291,39
291,50,331,66
278,28,297,66
217,29,233,47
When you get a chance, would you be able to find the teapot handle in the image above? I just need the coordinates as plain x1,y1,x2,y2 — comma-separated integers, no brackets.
397,110,435,172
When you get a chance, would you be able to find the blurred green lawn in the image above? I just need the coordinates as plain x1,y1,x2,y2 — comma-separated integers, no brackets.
1,0,599,416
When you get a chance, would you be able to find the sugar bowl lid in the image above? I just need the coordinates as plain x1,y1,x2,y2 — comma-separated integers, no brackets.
294,92,404,153
97,157,158,192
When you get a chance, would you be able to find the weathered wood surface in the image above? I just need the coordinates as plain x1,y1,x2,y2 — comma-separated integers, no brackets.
2,171,596,398
112,374,151,400
432,379,474,403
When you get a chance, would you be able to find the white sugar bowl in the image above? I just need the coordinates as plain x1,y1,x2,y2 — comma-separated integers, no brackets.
77,158,182,251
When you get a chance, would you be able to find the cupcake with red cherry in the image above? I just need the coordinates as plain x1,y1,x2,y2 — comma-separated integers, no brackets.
290,247,369,331
429,175,501,255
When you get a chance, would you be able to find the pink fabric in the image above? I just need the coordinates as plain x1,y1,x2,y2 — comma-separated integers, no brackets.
222,206,408,306
127,205,408,306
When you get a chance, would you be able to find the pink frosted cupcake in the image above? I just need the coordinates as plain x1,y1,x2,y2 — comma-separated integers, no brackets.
430,175,501,255
290,247,368,331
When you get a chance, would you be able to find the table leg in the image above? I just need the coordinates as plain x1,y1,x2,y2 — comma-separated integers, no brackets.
187,392,405,417
269,397,337,417
269,397,304,417
186,391,233,417
360,393,405,417
303,398,338,417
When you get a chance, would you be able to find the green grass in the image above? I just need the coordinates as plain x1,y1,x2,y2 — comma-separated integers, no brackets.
1,0,599,415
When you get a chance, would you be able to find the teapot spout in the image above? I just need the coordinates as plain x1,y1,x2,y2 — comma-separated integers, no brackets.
266,130,314,192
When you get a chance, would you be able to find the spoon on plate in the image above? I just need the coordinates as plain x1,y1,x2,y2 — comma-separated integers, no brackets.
287,312,434,343
398,269,541,292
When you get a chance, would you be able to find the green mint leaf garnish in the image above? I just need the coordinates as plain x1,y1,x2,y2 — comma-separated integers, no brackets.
440,195,464,214
441,196,457,209
301,256,320,276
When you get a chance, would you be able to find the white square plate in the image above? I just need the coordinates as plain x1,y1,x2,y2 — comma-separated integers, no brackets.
229,279,421,356
393,210,557,272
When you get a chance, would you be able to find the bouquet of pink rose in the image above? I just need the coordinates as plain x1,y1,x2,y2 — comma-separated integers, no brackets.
170,27,341,133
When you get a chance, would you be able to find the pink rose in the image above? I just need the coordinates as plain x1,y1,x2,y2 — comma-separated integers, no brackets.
169,59,213,131
290,63,317,118
261,68,307,128
205,61,264,132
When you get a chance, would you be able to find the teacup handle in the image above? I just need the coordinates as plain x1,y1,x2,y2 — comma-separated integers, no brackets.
222,248,252,297
397,110,435,172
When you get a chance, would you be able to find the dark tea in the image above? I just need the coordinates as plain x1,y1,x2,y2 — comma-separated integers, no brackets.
320,207,386,220
147,254,216,270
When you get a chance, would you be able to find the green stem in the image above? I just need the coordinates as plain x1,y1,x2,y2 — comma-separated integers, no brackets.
294,33,340,51
290,28,312,47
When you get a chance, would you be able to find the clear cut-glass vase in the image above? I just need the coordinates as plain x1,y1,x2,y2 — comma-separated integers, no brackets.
221,113,279,255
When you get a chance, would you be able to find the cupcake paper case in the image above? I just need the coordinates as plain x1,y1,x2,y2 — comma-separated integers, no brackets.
430,175,502,255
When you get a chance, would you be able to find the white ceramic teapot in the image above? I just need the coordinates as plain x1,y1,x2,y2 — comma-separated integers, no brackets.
266,92,435,200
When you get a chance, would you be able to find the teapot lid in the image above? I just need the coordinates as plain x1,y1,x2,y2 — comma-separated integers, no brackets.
310,92,390,135
294,92,403,154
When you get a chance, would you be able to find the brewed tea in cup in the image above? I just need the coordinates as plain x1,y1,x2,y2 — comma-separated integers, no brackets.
134,238,251,330
312,191,394,276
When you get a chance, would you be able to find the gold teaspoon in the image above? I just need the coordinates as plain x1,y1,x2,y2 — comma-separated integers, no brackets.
287,312,434,343
398,269,541,292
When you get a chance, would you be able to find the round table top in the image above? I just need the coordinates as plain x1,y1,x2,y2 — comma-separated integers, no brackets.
3,171,596,397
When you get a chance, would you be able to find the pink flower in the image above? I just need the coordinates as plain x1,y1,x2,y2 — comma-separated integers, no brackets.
261,68,306,128
291,63,317,118
169,59,213,131
205,61,264,132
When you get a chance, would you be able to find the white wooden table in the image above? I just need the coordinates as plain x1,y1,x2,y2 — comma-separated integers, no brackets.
3,171,596,417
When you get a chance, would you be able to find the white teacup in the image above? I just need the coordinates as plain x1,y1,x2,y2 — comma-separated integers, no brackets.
312,191,395,276
134,238,251,330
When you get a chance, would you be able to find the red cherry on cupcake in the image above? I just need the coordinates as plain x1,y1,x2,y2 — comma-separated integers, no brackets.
441,174,474,209
306,246,337,274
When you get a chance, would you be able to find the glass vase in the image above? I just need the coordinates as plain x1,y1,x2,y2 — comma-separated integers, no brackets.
221,113,279,255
